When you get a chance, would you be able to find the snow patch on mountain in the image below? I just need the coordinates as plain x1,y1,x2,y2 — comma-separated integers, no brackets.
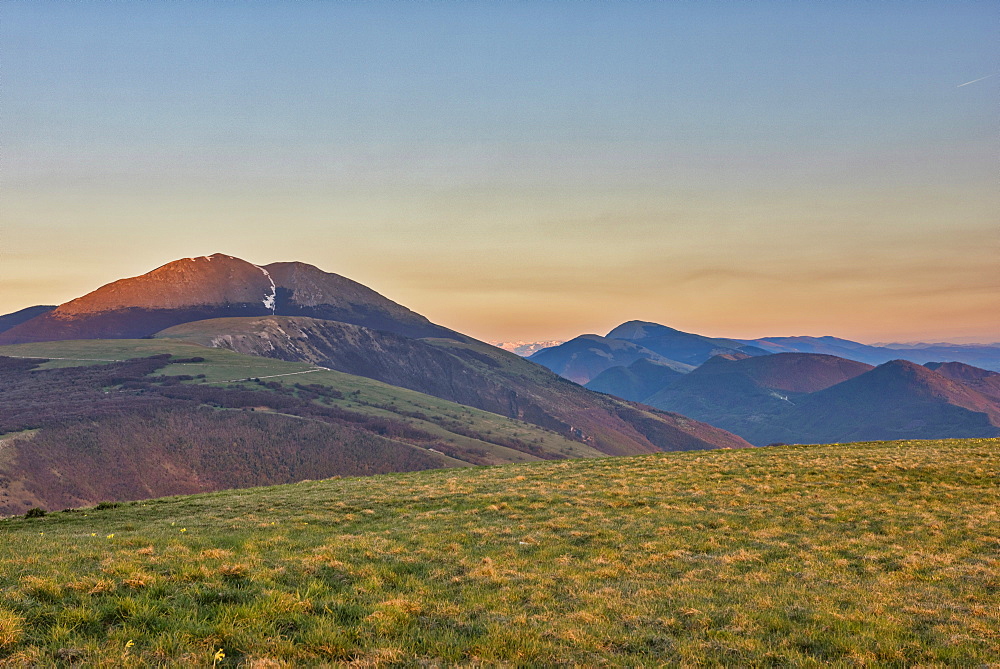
256,265,277,312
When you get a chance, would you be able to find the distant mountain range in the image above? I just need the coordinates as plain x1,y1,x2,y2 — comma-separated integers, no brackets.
0,256,750,513
742,335,1000,371
530,320,1000,381
530,321,1000,445
488,340,565,356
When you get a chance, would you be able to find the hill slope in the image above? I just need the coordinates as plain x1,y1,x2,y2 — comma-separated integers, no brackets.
646,355,1000,446
1,438,997,665
156,317,749,455
924,361,1000,404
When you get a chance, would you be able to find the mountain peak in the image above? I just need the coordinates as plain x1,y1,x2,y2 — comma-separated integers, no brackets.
54,255,273,316
0,254,462,344
606,321,678,340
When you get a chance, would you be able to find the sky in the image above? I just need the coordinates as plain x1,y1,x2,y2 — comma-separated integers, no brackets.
2,1,998,344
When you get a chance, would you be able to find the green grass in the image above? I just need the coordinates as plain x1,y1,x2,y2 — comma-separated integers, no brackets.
0,339,315,376
1,438,998,666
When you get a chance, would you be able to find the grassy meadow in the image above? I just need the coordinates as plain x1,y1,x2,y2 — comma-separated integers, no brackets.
1,438,998,666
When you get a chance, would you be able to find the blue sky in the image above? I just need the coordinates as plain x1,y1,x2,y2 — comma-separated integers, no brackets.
2,1,997,342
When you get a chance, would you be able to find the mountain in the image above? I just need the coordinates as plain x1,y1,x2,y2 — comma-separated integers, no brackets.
1,255,750,458
0,254,459,345
527,334,690,384
157,316,749,456
697,351,876,395
604,321,770,366
528,322,771,386
585,357,687,403
0,305,56,334
643,353,876,441
879,344,1000,373
546,321,1000,376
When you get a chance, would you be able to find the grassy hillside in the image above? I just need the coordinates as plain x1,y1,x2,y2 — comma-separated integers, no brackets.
1,438,997,665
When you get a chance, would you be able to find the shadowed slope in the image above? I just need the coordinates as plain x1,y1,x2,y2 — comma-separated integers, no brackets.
0,306,56,334
701,352,875,394
264,261,463,341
